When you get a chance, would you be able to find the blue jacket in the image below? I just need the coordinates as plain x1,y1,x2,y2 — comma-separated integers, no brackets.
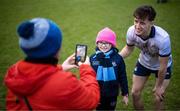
90,47,128,97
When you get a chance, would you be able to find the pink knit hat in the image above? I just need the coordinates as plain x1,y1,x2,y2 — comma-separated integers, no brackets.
96,27,116,47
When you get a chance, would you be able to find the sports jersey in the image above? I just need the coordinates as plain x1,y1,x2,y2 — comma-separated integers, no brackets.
126,25,172,70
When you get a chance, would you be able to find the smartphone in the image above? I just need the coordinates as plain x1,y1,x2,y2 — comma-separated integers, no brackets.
75,44,87,65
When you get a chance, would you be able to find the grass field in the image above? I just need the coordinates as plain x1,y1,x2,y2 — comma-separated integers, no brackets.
0,0,180,110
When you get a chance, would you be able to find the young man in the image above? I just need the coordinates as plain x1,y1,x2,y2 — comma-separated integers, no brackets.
119,5,172,110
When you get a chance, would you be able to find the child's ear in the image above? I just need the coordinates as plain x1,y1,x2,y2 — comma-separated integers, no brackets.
96,43,99,47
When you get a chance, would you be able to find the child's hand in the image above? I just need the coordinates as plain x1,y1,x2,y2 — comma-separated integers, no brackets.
122,95,128,106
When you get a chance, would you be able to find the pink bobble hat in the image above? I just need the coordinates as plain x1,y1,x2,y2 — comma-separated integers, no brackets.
96,27,117,47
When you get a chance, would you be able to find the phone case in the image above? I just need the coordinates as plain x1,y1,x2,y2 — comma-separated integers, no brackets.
75,44,87,64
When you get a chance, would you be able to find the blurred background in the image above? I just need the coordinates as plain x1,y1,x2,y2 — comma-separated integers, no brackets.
0,0,180,110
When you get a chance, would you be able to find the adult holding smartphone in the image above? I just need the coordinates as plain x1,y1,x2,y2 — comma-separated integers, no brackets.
4,18,100,110
119,5,172,110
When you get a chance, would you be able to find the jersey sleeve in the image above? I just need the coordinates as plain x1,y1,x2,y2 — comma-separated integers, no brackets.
159,36,171,57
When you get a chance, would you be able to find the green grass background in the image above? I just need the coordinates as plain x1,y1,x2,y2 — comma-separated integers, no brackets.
0,0,180,110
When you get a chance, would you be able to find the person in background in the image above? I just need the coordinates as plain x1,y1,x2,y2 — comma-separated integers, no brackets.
119,5,172,110
157,0,167,3
4,18,100,110
90,27,129,111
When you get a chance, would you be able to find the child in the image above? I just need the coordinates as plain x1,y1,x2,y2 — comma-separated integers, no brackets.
90,27,129,110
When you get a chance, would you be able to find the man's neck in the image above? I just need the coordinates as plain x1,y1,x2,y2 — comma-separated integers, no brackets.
140,26,153,40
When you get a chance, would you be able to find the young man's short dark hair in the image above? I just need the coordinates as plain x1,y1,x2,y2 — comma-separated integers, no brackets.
133,5,156,21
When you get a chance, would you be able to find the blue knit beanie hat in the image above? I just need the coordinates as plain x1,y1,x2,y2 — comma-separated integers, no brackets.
17,18,62,59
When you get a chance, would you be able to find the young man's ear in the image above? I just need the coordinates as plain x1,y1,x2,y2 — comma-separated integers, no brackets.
151,21,155,26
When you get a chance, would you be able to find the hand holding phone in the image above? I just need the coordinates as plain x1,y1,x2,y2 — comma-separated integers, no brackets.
75,44,87,65
62,53,78,71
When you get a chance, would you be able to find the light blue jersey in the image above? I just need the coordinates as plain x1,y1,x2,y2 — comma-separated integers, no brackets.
126,25,172,70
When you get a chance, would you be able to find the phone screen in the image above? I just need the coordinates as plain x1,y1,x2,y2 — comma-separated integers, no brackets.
75,44,87,64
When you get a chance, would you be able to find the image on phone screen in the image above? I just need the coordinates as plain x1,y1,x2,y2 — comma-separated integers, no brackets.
75,44,87,64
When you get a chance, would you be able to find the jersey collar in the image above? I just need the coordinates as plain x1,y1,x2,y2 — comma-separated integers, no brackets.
138,26,155,41
148,26,155,38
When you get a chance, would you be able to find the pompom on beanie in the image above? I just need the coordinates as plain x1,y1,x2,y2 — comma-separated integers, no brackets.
17,18,62,59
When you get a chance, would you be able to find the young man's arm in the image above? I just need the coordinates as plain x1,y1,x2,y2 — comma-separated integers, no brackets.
155,56,168,99
155,35,171,100
119,45,135,58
